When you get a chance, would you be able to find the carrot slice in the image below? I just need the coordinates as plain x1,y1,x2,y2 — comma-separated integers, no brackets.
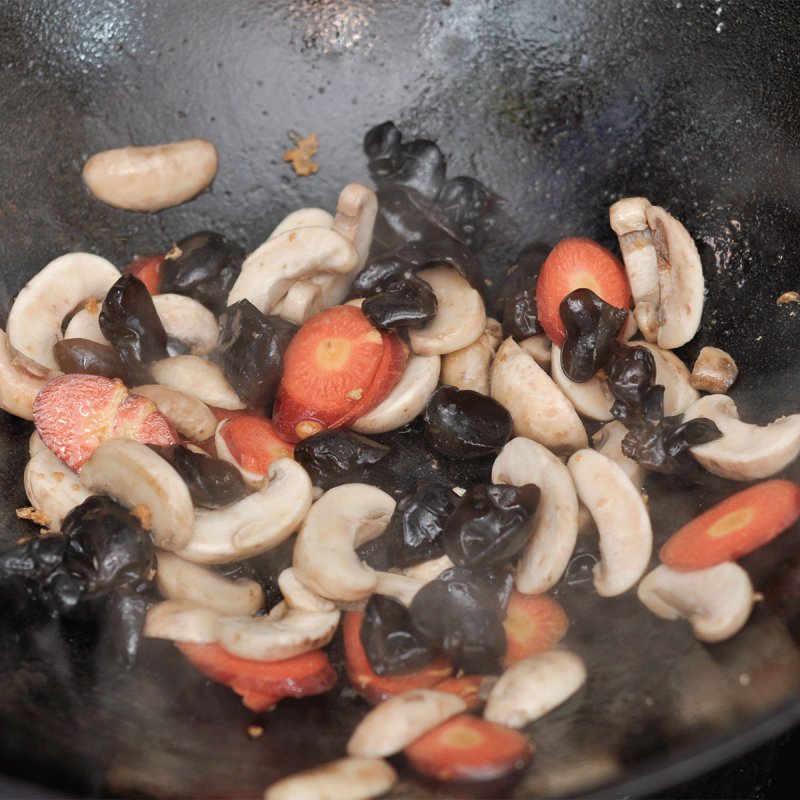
503,592,569,665
209,406,261,423
176,642,337,712
343,611,453,704
124,253,164,295
434,675,486,710
404,714,534,783
660,479,800,570
536,237,631,346
219,416,295,475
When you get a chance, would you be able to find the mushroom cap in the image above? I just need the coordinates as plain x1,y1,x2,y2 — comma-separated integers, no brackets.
24,446,91,531
440,317,502,395
632,341,699,416
143,599,221,644
152,293,219,356
131,384,217,443
591,420,645,489
0,330,57,420
264,756,397,800
268,207,333,240
551,345,614,421
151,355,246,410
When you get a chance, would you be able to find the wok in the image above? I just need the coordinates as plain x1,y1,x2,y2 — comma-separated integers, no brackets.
2,0,800,797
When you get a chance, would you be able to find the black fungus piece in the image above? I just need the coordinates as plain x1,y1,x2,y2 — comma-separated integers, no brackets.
559,288,629,383
364,121,403,176
360,594,437,675
149,445,247,508
607,343,658,424
409,577,506,674
438,176,503,250
383,483,460,568
103,591,150,666
423,385,513,459
0,534,66,583
53,338,129,381
294,430,390,490
385,139,446,199
496,242,551,338
361,276,438,331
160,231,245,315
215,300,298,410
437,564,515,614
443,483,540,569
99,274,168,382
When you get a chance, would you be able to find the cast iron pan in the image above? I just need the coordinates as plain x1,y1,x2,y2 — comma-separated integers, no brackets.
2,1,800,797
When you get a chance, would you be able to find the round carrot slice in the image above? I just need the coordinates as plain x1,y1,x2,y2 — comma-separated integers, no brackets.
124,253,164,295
660,479,800,570
219,415,295,475
503,592,569,665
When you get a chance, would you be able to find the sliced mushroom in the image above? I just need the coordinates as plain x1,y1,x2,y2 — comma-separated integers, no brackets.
0,330,58,420
440,317,502,395
632,341,699,415
691,346,739,393
62,303,108,345
332,182,378,270
131,384,217,442
278,567,336,613
408,267,486,356
80,439,195,550
592,420,645,489
551,345,614,421
155,550,264,616
567,448,652,597
24,446,91,530
29,431,48,457
151,355,246,410
373,572,426,607
292,484,396,603
143,599,221,644
272,280,322,326
398,554,454,582
350,353,441,434
151,294,218,355
268,207,333,241
347,690,467,757
176,458,312,564
264,756,397,800
683,394,800,480
216,606,340,661
484,651,587,728
491,337,588,454
213,419,268,490
638,562,755,642
6,252,120,369
518,333,552,371
492,437,579,594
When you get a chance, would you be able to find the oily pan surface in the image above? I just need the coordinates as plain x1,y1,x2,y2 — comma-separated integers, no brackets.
2,1,800,797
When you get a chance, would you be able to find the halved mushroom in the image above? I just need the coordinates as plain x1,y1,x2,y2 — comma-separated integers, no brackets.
24,446,91,530
213,419,268,490
683,394,800,480
408,267,486,356
350,354,441,434
62,303,107,345
551,345,614,421
491,337,588,454
131,384,217,442
492,437,579,594
155,550,264,616
278,567,336,613
632,341,699,415
215,606,340,661
267,207,333,241
143,599,221,644
440,317,502,395
332,182,378,270
518,333,553,371
592,420,645,489
484,650,587,728
691,346,739,393
567,448,652,597
0,330,58,420
272,280,322,326
398,554,454,582
150,355,246,410
6,252,120,369
292,484,396,603
80,439,195,551
347,690,467,757
373,572,426,607
264,756,397,800
151,294,219,356
638,562,755,642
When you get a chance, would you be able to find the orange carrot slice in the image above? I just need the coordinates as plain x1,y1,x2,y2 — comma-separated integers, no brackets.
124,254,164,295
660,479,800,570
219,416,295,475
404,714,534,783
343,610,453,705
503,592,569,665
176,642,337,712
434,675,486,710
536,237,631,346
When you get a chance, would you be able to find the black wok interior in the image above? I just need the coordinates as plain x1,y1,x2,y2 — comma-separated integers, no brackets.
2,1,800,797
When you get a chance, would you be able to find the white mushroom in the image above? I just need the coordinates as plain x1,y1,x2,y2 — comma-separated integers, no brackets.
292,484,396,603
28,431,48,457
272,280,322,326
143,599,221,644
567,448,652,596
155,550,264,616
62,303,108,345
551,345,614,421
176,458,312,564
24,446,91,530
638,562,755,642
440,317,502,395
408,267,486,356
131,384,217,442
492,437,579,594
216,606,340,661
151,294,218,356
6,252,120,369
80,439,195,550
278,568,337,613
398,554,454,582
213,419,269,490
683,394,800,480
332,182,378,270
373,572,426,607
0,330,58,420
350,353,441,434
592,420,645,489
82,138,218,212
268,208,333,241
347,690,467,757
632,341,699,415
491,337,588,454
484,651,587,728
263,756,397,800
150,355,245,410
518,333,552,371
691,346,739,393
